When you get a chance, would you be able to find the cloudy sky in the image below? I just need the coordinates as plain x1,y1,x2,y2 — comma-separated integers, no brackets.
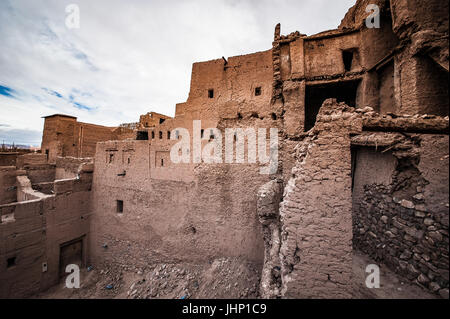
0,0,355,146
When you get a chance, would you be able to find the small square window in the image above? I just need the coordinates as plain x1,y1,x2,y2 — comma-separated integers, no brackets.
116,200,123,213
7,257,16,268
255,87,262,96
208,89,214,98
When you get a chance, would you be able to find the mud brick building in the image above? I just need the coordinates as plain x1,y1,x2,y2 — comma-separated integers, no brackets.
1,0,448,299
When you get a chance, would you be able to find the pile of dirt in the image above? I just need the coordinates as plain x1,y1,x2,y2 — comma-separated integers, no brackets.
35,257,261,299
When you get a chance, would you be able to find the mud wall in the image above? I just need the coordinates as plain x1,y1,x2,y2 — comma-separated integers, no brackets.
41,115,117,163
0,166,17,205
90,136,269,271
353,134,449,298
0,168,93,298
276,100,363,298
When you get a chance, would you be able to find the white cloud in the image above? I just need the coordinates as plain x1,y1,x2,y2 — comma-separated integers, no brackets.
0,0,355,146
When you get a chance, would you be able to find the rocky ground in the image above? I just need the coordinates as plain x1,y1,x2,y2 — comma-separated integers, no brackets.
352,251,438,299
34,252,437,299
34,257,261,299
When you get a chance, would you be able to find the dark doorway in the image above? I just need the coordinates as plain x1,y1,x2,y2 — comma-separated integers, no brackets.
136,131,149,140
304,80,360,131
342,50,354,72
117,200,124,213
59,238,83,279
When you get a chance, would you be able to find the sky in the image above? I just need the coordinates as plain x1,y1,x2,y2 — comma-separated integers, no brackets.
0,0,355,146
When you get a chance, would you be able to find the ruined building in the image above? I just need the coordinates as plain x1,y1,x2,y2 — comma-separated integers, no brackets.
0,0,448,299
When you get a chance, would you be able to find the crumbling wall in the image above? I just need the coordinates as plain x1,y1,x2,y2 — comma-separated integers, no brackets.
55,157,92,180
0,164,93,298
390,0,449,116
0,166,17,205
23,164,56,185
257,179,283,298
276,99,364,298
16,153,47,168
352,133,449,298
0,153,19,167
16,174,45,202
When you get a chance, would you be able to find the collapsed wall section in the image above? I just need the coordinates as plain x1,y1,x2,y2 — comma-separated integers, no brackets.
276,99,364,298
0,162,93,298
352,133,449,298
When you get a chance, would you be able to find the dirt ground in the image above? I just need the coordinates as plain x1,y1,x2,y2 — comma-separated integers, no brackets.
352,250,437,299
33,252,437,299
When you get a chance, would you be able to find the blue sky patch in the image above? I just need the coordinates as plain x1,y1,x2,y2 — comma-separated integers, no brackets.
73,102,92,110
0,85,16,98
42,88,63,98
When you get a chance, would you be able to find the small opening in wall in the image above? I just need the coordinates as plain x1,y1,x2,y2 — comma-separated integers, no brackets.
116,200,123,213
255,87,262,96
271,113,277,120
251,112,259,118
159,118,166,124
161,158,164,167
109,153,114,163
136,131,149,140
127,158,131,164
159,131,163,139
167,131,171,139
237,113,243,119
208,89,214,99
201,129,204,138
7,257,16,268
342,50,354,72
151,131,155,139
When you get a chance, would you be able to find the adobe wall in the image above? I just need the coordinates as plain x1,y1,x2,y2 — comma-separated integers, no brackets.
89,46,283,272
139,112,172,129
259,96,449,298
55,157,92,180
41,115,119,162
90,135,270,269
390,0,449,116
16,153,47,168
0,167,17,205
186,50,273,119
275,100,362,298
0,166,93,298
0,153,19,167
352,134,449,297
